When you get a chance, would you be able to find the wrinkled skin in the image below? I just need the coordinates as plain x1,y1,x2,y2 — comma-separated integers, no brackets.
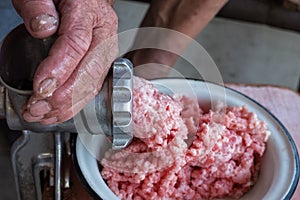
13,0,227,125
12,0,118,124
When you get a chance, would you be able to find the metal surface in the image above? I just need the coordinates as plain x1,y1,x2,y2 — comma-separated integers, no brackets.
11,130,54,200
54,132,62,200
112,58,133,149
72,58,134,149
32,153,54,200
0,24,56,94
63,133,71,189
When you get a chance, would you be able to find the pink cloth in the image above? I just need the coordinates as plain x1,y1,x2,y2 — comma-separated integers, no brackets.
227,84,300,200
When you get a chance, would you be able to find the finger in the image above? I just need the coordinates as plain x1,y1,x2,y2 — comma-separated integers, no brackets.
22,111,44,122
41,93,95,124
12,0,59,38
40,116,58,125
41,28,118,122
28,100,52,116
32,11,94,98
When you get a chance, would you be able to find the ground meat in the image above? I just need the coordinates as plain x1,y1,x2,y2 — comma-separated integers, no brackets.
101,77,270,200
131,77,187,150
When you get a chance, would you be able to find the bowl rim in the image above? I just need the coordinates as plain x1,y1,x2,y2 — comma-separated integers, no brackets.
73,78,300,200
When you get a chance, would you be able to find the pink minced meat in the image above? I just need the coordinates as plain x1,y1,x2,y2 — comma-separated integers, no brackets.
131,77,188,150
101,77,270,200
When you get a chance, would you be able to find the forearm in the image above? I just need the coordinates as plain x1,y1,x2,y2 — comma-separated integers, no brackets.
127,0,228,79
141,0,228,39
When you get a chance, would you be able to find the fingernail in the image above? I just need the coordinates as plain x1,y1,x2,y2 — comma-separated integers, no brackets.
29,100,51,116
30,100,37,105
23,112,44,122
30,14,58,32
38,78,57,97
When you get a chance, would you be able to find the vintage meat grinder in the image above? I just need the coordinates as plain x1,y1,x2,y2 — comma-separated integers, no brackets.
0,24,133,200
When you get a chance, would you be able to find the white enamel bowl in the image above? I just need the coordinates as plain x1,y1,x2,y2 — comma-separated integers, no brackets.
74,79,299,200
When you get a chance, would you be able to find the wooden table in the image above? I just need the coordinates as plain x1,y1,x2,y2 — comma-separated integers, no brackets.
227,84,300,200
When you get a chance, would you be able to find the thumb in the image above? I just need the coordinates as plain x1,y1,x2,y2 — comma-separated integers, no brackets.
12,0,59,39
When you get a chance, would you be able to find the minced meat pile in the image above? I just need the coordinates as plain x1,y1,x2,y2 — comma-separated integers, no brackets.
101,77,270,200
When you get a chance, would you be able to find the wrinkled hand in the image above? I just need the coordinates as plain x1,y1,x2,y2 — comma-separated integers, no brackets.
12,0,118,124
